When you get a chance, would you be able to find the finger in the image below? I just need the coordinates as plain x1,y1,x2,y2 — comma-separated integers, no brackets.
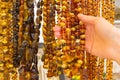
77,14,97,25
53,25,61,32
54,32,61,39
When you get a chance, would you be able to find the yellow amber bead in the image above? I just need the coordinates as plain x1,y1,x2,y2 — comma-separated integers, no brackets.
0,63,4,67
73,0,80,3
6,63,13,68
61,62,67,68
62,6,67,11
64,70,71,77
43,11,47,15
55,0,60,3
71,36,75,39
75,7,82,13
80,40,85,45
69,13,75,17
79,21,83,25
59,22,65,27
62,1,67,5
43,64,49,69
80,29,85,33
60,39,66,44
66,28,71,33
71,27,76,31
0,12,7,17
76,39,80,43
80,34,85,39
77,60,83,65
0,21,7,26
42,27,47,33
61,17,66,21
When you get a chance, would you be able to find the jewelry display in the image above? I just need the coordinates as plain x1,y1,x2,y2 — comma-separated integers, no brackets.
0,0,115,80
42,0,115,80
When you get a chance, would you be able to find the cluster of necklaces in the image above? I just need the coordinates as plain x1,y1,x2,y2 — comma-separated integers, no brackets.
0,0,115,80
42,0,115,80
0,0,40,80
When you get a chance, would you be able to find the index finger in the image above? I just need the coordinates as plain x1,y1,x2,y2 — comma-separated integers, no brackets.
77,14,97,25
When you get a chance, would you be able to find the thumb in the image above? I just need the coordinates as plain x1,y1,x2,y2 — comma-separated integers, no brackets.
77,14,97,25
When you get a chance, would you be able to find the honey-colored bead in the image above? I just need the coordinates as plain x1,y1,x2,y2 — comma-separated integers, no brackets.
73,0,80,3
80,40,85,45
79,21,83,25
71,27,76,31
62,46,70,51
62,1,67,5
66,28,71,33
55,0,60,3
0,21,7,26
43,64,49,69
69,13,75,17
61,62,67,68
59,22,66,27
70,49,76,53
80,29,85,33
64,69,72,77
61,17,66,21
6,63,13,68
76,39,80,43
75,7,82,13
80,34,85,39
60,39,66,44
77,60,83,64
71,35,75,39
47,70,53,77
62,6,67,11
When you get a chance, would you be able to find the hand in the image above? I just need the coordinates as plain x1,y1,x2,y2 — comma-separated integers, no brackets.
54,14,120,64
78,14,120,63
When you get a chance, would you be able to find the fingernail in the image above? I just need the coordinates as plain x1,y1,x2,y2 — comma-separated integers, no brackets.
53,25,61,32
78,14,84,17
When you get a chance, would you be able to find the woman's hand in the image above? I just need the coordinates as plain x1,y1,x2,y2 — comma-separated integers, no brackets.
54,14,120,64
78,14,120,64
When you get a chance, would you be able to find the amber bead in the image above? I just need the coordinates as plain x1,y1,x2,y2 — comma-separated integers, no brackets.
47,70,53,77
80,34,85,39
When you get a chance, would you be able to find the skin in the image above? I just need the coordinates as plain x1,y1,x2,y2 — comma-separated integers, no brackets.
77,14,120,64
54,14,120,64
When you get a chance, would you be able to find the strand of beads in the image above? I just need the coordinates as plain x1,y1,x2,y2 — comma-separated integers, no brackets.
0,1,18,80
70,0,84,80
53,0,65,78
0,1,10,80
26,0,39,79
12,0,21,80
42,0,56,78
48,0,60,77
13,0,20,68
60,0,74,78
42,0,50,71
18,0,24,47
42,0,49,69
30,0,44,80
44,0,57,78
18,0,29,79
